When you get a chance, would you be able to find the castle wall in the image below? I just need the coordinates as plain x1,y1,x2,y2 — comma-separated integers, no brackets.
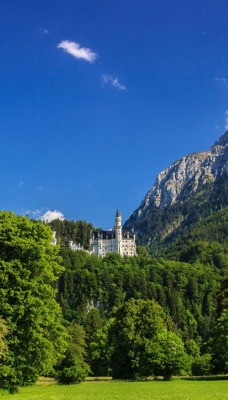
90,211,137,257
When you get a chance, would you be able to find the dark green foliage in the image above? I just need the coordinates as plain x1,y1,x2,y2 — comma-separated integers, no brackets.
143,330,191,379
0,319,7,359
217,276,228,313
56,240,226,377
83,309,105,370
49,219,95,249
56,363,88,385
57,365,87,384
0,212,66,390
59,249,220,347
124,174,228,255
192,354,212,376
55,324,90,384
108,299,174,379
211,310,228,374
164,209,228,261
0,208,226,384
107,299,189,379
89,319,113,376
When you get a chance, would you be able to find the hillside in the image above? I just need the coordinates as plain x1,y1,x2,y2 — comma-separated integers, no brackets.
124,131,228,251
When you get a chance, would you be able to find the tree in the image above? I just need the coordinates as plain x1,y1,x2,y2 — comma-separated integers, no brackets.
211,309,228,374
192,354,212,376
89,319,113,376
49,219,94,248
108,299,177,379
0,212,66,390
142,330,191,379
0,319,7,359
55,324,90,384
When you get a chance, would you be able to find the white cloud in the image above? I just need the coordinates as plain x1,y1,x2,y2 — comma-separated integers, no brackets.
101,74,126,91
23,209,43,218
18,181,24,188
39,28,49,34
37,185,48,191
19,209,43,219
215,78,228,89
57,40,98,63
225,110,228,130
215,78,227,82
39,210,65,223
31,209,42,217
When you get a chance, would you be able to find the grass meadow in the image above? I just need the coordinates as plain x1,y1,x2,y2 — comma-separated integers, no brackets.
0,379,227,400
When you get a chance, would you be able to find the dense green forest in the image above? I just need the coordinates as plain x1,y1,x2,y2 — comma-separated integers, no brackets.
57,246,227,378
163,208,228,259
49,219,95,249
0,211,227,392
124,175,228,252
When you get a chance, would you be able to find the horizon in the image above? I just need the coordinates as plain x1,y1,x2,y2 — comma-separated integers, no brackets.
1,1,228,229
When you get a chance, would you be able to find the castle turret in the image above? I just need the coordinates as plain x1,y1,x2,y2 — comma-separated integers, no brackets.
51,231,57,245
115,209,122,253
89,210,136,257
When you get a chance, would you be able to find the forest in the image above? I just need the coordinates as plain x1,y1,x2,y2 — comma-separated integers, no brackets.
125,175,228,251
0,211,227,392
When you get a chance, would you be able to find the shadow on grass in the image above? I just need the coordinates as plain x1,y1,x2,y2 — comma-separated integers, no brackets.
182,375,228,381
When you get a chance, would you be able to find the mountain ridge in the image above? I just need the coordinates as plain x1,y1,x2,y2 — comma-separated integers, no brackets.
124,131,228,248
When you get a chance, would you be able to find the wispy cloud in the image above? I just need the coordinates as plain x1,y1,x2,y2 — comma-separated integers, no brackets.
37,185,48,191
18,181,24,188
39,28,49,35
225,110,228,130
39,210,65,223
101,74,126,91
29,209,43,217
215,78,228,89
57,40,98,63
22,209,44,218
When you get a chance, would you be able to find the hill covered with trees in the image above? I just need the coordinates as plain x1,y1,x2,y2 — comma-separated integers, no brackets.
124,132,228,254
57,242,227,379
0,209,227,391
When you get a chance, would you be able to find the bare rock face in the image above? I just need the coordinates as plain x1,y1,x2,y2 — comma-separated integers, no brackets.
133,132,228,221
124,132,228,246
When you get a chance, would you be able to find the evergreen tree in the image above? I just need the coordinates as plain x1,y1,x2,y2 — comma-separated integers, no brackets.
211,310,228,374
55,324,90,384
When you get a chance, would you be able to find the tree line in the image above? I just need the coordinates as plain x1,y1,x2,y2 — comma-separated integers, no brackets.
57,245,227,380
0,212,227,392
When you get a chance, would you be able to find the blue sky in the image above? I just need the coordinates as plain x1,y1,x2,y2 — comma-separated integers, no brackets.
1,0,228,228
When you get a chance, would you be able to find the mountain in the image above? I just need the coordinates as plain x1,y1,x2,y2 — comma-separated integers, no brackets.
124,131,228,250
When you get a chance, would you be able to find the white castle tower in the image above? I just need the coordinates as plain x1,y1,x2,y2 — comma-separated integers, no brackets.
89,210,137,257
115,209,122,254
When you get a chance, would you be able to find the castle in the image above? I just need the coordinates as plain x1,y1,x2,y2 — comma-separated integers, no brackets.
89,210,137,257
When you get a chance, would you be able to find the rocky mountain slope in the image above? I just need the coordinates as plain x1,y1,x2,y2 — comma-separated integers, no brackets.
124,131,228,249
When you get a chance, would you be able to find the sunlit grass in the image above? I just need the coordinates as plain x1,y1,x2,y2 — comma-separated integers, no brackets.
0,379,227,400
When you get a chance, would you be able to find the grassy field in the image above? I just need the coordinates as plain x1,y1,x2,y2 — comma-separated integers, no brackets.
0,379,227,400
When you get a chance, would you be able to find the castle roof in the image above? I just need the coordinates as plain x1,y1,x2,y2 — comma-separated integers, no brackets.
91,228,135,240
92,230,116,240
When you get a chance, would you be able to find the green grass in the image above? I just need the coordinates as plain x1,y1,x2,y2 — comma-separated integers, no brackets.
0,379,227,400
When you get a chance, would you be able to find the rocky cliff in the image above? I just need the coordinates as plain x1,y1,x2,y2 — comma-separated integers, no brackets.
124,131,228,247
